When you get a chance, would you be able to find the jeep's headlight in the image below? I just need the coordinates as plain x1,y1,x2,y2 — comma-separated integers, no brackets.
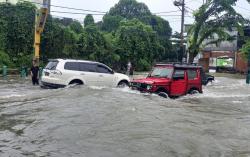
146,85,152,90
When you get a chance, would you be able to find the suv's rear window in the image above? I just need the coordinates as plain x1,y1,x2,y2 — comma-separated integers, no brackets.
45,61,58,70
64,62,79,71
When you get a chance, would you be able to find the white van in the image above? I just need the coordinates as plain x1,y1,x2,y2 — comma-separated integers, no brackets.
41,59,130,88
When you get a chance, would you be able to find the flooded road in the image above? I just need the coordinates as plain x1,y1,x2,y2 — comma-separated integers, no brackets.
0,77,250,157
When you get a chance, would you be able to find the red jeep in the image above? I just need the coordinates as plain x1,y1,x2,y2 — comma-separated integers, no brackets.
130,63,203,98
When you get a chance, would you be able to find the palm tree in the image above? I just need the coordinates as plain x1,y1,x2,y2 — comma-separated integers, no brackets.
187,0,248,63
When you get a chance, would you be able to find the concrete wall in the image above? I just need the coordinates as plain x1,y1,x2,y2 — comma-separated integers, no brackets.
236,53,248,73
200,51,248,73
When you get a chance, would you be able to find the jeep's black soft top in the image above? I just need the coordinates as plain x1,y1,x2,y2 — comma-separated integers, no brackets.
155,63,202,69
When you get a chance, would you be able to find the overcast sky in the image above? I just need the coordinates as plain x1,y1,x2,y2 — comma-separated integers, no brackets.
50,0,250,33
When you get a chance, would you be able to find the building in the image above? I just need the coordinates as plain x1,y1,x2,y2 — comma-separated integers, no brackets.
186,25,250,73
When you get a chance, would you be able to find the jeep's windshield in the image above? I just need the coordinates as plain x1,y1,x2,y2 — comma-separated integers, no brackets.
149,67,173,78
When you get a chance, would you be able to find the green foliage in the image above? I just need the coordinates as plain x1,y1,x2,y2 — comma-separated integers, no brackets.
0,2,36,67
115,19,163,71
0,50,12,67
241,39,250,59
101,15,124,32
188,0,247,63
41,16,65,60
77,25,114,64
62,27,79,58
108,0,151,19
0,0,177,71
70,21,83,34
84,14,95,27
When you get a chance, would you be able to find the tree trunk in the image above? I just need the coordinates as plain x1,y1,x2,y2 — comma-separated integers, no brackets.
188,52,195,64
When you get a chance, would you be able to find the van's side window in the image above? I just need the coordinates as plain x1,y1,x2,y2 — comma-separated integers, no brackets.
96,65,112,74
173,70,185,80
64,62,79,71
80,63,96,72
187,70,198,80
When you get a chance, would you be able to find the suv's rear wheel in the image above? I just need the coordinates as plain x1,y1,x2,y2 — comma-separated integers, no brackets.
69,79,83,86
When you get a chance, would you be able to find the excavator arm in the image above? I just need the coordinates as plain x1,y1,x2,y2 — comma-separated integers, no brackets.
34,0,49,63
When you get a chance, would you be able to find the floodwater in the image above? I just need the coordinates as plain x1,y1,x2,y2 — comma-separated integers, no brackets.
0,77,250,157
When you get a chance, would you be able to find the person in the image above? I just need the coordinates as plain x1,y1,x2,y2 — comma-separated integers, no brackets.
127,61,131,75
129,65,134,76
30,60,39,85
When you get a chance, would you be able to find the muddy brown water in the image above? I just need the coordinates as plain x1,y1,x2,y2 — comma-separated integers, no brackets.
0,77,250,157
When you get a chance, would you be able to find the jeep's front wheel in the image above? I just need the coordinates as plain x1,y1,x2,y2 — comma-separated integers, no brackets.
157,91,169,98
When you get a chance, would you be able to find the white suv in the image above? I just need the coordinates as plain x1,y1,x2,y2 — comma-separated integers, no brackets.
41,59,130,88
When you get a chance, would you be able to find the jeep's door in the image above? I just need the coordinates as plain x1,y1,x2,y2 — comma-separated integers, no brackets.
96,64,115,86
171,69,187,96
187,69,201,91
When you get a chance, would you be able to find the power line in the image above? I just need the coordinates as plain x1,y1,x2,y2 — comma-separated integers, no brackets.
50,4,107,14
20,0,107,14
154,10,180,14
185,6,195,12
51,11,105,16
20,0,189,16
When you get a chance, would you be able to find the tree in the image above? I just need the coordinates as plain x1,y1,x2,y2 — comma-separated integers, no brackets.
101,15,124,32
77,25,112,63
0,50,12,67
62,27,79,58
115,19,164,71
108,0,151,19
69,21,83,34
84,14,95,27
188,0,247,63
241,39,250,59
41,17,79,61
0,2,36,66
41,16,65,60
102,0,172,62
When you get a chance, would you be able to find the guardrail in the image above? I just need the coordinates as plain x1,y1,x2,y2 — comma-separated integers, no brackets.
0,66,44,79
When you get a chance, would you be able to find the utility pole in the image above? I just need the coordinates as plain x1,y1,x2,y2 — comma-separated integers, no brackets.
174,0,186,63
203,0,208,4
43,0,50,13
181,0,185,63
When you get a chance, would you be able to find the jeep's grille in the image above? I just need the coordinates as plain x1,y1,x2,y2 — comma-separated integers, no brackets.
131,82,148,90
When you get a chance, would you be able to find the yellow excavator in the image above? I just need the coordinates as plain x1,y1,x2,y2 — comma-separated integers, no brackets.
33,0,49,64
